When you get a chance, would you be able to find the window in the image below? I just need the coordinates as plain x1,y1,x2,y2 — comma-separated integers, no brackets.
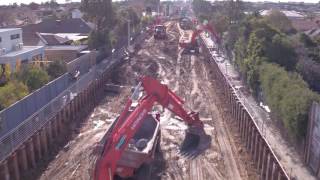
10,34,20,40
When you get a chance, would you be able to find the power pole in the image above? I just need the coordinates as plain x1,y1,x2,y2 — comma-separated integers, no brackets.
128,19,130,47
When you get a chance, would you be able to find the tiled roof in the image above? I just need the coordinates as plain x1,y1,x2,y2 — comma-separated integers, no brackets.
22,18,92,46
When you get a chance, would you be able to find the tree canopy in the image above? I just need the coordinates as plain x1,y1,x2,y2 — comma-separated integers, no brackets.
18,65,50,91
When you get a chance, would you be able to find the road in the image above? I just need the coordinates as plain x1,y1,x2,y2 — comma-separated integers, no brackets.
37,21,256,180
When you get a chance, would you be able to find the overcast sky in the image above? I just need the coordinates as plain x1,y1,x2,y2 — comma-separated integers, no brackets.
0,0,318,6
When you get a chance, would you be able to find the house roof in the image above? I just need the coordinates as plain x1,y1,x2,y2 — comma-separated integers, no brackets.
22,19,92,34
305,28,320,37
260,9,305,18
21,18,92,46
39,33,70,45
0,28,21,33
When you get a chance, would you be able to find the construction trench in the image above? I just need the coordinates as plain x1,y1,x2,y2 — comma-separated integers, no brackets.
0,21,289,180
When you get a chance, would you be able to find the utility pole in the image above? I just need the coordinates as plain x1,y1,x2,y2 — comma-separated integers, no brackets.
127,19,130,47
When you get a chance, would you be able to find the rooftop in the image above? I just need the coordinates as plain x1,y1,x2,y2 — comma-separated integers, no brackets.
45,45,87,51
22,19,92,46
0,46,44,64
0,46,44,58
260,9,305,18
0,28,21,33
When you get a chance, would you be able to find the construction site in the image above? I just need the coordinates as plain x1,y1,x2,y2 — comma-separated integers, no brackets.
37,20,256,180
0,4,294,180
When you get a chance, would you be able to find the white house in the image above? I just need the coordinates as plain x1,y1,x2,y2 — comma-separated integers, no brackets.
0,28,45,71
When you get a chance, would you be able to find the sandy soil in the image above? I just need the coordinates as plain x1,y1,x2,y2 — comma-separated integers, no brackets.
37,21,257,180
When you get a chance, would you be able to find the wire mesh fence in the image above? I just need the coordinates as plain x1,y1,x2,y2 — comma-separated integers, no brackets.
0,31,148,163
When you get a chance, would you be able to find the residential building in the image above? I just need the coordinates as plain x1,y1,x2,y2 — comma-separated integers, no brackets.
22,18,92,46
0,28,44,71
45,45,88,63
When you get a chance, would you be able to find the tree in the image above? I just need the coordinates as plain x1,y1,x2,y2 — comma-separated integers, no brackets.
0,81,28,110
225,0,245,24
46,60,67,79
264,10,295,34
81,0,113,31
243,33,265,94
266,34,298,70
297,58,320,92
81,0,114,50
259,62,317,138
28,2,40,10
18,66,50,91
0,10,15,27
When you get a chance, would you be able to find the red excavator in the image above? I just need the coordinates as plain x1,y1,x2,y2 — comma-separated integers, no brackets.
179,23,219,54
94,76,209,180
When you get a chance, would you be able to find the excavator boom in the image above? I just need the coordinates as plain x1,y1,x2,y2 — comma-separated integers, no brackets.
94,76,208,180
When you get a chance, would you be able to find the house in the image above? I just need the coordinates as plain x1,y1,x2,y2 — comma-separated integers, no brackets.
0,28,44,71
45,45,88,63
22,18,92,46
20,19,92,63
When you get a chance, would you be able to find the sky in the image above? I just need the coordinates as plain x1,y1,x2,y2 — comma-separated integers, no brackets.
0,0,318,6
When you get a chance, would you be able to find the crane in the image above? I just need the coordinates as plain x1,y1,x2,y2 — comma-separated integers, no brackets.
94,76,209,180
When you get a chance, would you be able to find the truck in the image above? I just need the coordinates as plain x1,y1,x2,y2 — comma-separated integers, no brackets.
154,25,167,40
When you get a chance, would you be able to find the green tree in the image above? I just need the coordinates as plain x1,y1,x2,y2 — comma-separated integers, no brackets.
243,33,266,94
0,81,28,110
81,0,113,31
266,34,297,70
46,60,67,79
259,62,317,138
81,0,114,50
264,10,295,34
19,66,50,91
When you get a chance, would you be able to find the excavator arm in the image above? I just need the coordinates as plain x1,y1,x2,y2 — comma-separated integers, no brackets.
94,76,206,180
140,76,203,128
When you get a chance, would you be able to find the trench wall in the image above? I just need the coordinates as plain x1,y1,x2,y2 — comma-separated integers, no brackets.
0,30,148,180
0,60,116,180
200,38,290,180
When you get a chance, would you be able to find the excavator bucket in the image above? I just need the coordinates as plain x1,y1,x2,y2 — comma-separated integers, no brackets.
181,126,211,153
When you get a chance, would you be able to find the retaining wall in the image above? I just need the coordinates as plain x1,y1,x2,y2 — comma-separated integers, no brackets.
200,38,290,180
0,60,116,180
0,30,148,180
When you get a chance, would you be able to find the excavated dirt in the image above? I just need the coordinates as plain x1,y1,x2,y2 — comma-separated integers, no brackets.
37,21,257,180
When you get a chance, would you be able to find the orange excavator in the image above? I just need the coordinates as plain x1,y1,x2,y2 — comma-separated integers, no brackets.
94,76,209,180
